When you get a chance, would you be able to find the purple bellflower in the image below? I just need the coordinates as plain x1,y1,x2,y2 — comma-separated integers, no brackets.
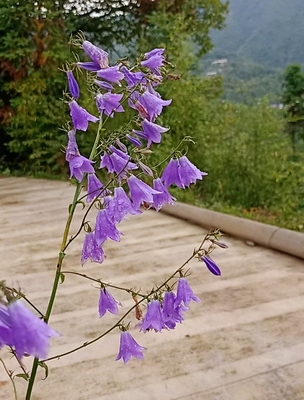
82,40,109,69
140,300,165,332
105,187,140,224
121,66,146,88
96,65,124,85
69,100,99,132
201,256,221,276
68,155,95,182
100,149,138,181
135,91,172,121
67,70,80,99
141,48,165,74
99,288,121,317
174,278,201,308
7,300,59,359
95,209,122,245
77,61,101,72
87,173,108,202
0,304,12,348
66,129,79,161
152,178,176,211
96,93,124,117
135,119,169,147
94,80,114,91
81,232,106,265
127,175,160,211
161,156,207,189
162,291,185,329
116,331,146,363
126,134,142,147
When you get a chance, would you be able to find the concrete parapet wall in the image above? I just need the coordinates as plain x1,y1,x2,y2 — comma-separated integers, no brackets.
162,202,304,260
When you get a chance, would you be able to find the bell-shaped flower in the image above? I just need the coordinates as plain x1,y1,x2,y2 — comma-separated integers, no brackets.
141,48,165,74
87,173,108,203
97,65,124,85
116,331,146,363
67,70,80,99
96,93,124,118
0,304,12,348
174,278,201,308
178,156,208,187
201,256,221,276
65,129,80,161
127,175,160,211
82,40,109,69
99,288,121,317
68,155,95,182
121,66,146,88
95,209,122,245
152,178,176,211
141,119,169,147
161,158,183,188
7,300,59,359
139,300,165,332
77,61,101,72
135,91,171,121
162,291,185,329
69,100,99,132
105,187,140,224
100,149,137,181
81,232,106,265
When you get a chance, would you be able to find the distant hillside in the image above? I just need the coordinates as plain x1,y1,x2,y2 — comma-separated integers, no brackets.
211,0,304,69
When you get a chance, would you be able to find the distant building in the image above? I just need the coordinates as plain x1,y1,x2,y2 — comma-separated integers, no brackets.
212,59,228,66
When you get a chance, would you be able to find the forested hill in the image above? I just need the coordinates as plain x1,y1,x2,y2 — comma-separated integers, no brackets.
211,0,304,68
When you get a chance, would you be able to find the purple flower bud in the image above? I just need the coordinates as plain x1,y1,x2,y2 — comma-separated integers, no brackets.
69,100,99,132
138,161,154,177
97,65,124,85
82,40,109,68
96,93,124,117
201,256,221,276
152,178,176,211
116,331,146,363
139,300,165,332
213,241,228,249
77,61,101,72
99,288,121,317
67,70,80,99
94,80,114,91
81,232,106,265
6,300,59,359
174,278,201,308
126,134,142,147
115,139,128,153
66,130,80,161
127,175,160,211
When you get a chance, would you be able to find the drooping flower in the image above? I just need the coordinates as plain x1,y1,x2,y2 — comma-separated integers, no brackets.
100,147,137,181
96,65,124,85
152,178,176,211
0,304,12,348
135,91,172,121
82,40,109,69
96,93,124,117
69,100,99,132
161,156,207,189
178,156,208,187
162,291,185,329
201,256,221,276
81,232,106,265
68,155,95,182
116,331,146,364
65,129,80,161
140,119,169,147
105,187,140,224
95,209,122,245
67,70,80,99
139,300,165,332
7,300,59,359
87,173,108,203
141,48,165,74
174,278,201,308
99,288,121,317
127,175,160,211
121,66,146,88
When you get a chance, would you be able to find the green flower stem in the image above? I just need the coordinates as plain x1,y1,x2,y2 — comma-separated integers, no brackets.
25,182,83,400
42,234,209,363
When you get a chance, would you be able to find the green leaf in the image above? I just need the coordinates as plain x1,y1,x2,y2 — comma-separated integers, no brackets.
38,361,49,381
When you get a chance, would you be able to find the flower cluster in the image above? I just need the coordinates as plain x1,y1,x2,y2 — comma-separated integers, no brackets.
98,277,200,363
0,299,59,360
